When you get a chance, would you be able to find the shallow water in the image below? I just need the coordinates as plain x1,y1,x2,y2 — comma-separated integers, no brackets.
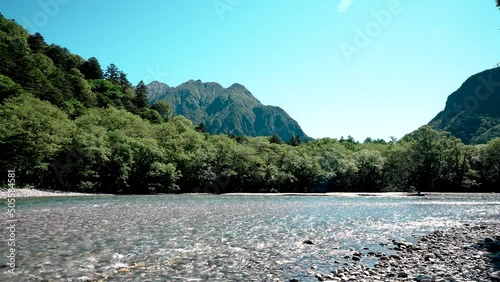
1,193,499,281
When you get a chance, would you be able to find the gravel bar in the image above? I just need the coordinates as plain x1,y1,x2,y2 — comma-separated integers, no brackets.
306,223,500,282
0,188,112,199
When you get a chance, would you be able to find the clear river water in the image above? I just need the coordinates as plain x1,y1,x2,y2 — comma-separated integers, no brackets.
1,193,499,281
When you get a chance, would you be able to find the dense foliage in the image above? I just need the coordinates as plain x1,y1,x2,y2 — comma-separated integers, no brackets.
0,15,499,194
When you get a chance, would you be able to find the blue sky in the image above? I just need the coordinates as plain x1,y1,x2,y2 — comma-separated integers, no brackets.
1,0,499,140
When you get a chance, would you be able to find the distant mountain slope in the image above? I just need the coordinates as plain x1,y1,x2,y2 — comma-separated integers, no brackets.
429,67,500,144
147,80,309,141
146,81,170,102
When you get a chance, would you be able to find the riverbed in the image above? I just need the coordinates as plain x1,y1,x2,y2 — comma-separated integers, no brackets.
0,193,499,281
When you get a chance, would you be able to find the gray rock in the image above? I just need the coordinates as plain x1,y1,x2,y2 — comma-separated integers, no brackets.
315,273,325,281
323,274,335,280
423,253,436,260
386,272,396,277
485,237,495,244
389,254,401,260
489,271,500,282
315,224,500,282
415,274,432,281
398,271,408,278
378,255,389,260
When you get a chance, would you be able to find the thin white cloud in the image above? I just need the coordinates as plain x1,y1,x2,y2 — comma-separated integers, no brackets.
337,0,354,13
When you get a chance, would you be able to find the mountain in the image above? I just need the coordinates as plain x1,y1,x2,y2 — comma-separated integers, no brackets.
146,81,170,101
147,80,309,141
429,67,500,144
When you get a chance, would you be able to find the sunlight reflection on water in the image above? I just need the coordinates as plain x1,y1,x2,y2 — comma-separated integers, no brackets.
0,194,499,281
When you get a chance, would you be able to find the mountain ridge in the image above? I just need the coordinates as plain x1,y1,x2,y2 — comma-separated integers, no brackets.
147,80,309,141
429,66,500,144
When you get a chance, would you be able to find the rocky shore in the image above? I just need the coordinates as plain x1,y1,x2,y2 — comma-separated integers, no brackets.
0,188,111,199
305,223,500,282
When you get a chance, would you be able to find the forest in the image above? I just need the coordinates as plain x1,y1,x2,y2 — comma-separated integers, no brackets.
0,14,499,194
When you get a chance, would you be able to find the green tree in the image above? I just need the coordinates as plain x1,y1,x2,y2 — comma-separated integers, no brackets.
382,142,415,191
305,138,349,192
151,100,173,121
269,134,284,144
79,107,154,138
104,63,120,82
117,71,131,89
101,132,179,194
195,122,206,133
0,74,23,103
79,57,103,79
476,138,500,191
27,32,47,53
153,116,210,193
287,135,301,146
0,94,75,186
68,68,97,109
353,149,385,192
340,135,358,150
400,125,474,192
68,112,112,192
402,125,441,192
89,79,124,108
45,44,83,71
277,147,319,192
139,107,163,124
32,52,56,76
133,80,149,109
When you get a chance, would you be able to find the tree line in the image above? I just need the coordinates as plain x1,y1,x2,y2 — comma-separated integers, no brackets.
0,15,499,194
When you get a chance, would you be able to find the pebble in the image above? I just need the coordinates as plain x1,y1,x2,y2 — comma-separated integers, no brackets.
0,188,111,199
311,223,500,282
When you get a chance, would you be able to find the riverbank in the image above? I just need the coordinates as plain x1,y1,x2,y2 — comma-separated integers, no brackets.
223,192,418,197
308,222,500,282
0,188,112,199
1,188,498,199
222,192,499,198
0,189,429,200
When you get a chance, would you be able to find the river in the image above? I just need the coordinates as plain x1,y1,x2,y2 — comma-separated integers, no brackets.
1,193,499,281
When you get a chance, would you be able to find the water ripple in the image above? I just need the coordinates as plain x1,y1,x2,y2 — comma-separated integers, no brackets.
0,194,499,281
